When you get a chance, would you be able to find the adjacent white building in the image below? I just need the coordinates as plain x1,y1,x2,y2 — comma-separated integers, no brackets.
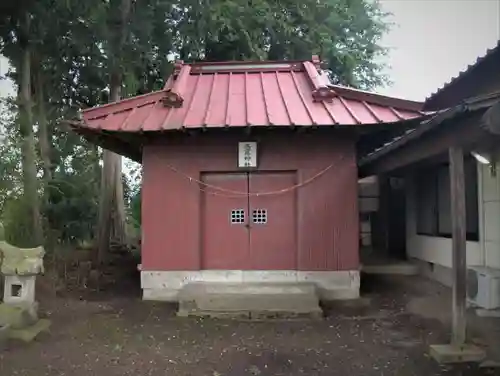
360,41,500,309
405,156,500,286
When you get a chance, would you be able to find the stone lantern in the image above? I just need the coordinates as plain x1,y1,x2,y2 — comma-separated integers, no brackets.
0,223,50,343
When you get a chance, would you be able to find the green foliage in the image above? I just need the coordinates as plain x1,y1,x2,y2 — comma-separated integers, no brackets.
44,171,100,244
1,197,34,247
173,0,390,89
124,159,142,229
129,189,141,229
0,99,22,214
0,105,102,244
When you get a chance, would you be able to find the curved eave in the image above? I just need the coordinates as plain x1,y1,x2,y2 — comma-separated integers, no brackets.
68,121,144,162
345,114,431,135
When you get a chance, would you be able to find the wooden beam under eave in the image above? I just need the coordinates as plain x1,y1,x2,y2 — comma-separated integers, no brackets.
482,100,500,135
75,128,142,162
359,113,486,178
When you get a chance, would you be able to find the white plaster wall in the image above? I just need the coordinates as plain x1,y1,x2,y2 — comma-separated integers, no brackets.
480,159,500,269
407,235,482,268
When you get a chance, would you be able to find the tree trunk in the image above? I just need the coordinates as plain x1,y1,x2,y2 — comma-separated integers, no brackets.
96,76,128,263
96,0,131,264
35,69,52,184
18,12,43,246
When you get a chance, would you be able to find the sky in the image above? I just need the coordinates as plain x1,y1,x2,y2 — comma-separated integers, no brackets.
0,0,499,103
377,0,500,101
0,55,14,98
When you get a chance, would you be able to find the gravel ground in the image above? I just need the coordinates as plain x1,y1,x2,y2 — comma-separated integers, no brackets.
0,275,499,376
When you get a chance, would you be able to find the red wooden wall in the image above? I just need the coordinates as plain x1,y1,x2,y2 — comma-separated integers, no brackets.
141,130,359,271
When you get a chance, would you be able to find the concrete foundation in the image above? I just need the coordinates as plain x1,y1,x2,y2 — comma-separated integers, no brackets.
410,258,454,287
430,344,486,364
480,360,500,368
141,270,360,302
476,308,500,318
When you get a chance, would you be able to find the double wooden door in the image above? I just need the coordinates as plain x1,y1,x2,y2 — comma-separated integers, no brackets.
202,172,296,270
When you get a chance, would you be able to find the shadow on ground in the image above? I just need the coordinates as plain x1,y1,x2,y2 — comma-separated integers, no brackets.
1,273,499,376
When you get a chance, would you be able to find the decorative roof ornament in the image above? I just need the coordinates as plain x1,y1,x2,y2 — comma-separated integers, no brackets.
311,55,322,70
162,91,183,108
305,56,336,102
162,60,189,108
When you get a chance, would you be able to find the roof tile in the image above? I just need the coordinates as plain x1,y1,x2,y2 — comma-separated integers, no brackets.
425,40,500,107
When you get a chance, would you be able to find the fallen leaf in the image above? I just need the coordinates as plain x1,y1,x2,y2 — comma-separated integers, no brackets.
249,365,261,375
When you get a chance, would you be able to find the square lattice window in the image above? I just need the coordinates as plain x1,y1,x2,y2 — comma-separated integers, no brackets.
230,209,245,224
252,209,267,224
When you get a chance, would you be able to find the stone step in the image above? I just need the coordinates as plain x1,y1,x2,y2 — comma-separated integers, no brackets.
177,282,322,319
181,293,321,312
361,262,420,276
180,281,318,297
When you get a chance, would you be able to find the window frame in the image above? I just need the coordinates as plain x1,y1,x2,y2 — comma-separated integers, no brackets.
415,158,479,242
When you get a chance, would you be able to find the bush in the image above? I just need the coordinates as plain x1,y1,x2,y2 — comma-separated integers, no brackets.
129,189,141,229
1,197,36,247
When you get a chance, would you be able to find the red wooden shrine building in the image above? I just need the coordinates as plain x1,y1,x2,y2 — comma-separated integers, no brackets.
71,56,424,301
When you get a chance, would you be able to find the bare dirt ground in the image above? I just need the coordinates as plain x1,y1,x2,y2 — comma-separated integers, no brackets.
1,274,499,376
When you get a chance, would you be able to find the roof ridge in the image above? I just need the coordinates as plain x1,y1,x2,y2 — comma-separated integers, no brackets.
328,84,424,112
81,89,168,120
189,58,310,67
165,56,340,105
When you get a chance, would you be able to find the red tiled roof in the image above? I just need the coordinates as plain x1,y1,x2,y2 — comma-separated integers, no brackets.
79,57,425,132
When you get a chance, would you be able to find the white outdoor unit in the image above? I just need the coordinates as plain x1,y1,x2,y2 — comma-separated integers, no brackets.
467,266,500,310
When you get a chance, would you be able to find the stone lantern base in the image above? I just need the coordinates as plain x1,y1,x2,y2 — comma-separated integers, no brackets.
0,275,50,343
0,302,50,343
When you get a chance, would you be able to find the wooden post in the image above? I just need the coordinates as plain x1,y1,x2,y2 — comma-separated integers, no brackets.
430,148,484,363
379,175,390,257
449,147,467,346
